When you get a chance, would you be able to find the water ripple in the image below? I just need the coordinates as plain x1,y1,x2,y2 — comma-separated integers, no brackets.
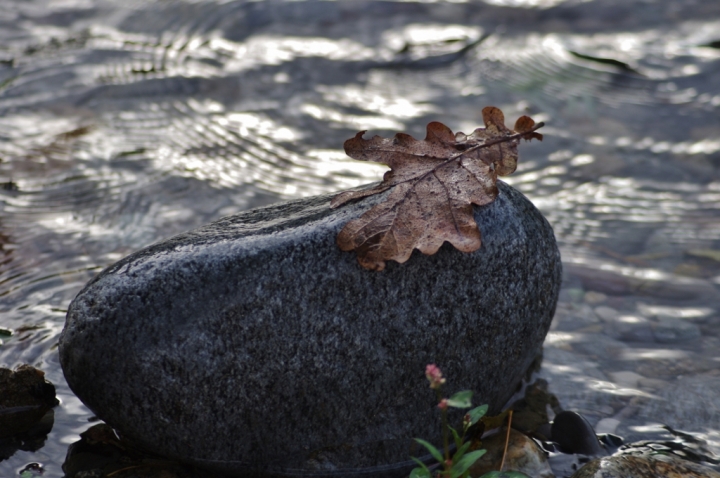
2,0,720,475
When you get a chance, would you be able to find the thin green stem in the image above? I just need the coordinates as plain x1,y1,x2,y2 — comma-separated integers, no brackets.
437,389,450,474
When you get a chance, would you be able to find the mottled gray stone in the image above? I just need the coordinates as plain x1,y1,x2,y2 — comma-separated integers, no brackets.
602,313,655,343
564,262,717,300
652,317,701,343
570,452,720,478
554,303,601,332
59,181,561,477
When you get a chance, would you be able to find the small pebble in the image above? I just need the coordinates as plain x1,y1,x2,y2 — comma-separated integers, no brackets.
555,304,601,332
637,377,668,391
639,304,715,323
593,306,618,322
595,418,621,435
566,288,586,303
584,291,607,304
612,403,641,420
652,317,701,343
569,333,628,358
603,314,655,343
607,371,643,389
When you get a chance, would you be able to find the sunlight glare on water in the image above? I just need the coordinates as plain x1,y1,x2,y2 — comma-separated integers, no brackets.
1,0,720,476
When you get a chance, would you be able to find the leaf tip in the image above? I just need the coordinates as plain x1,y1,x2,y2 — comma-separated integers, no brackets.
343,130,369,155
425,121,455,143
514,116,544,142
481,106,506,129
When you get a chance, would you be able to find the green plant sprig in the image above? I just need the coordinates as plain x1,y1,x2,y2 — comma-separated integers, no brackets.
410,365,530,478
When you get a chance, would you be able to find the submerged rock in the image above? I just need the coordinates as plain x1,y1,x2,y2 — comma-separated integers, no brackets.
62,424,202,478
551,411,604,456
571,450,720,478
59,182,561,477
470,428,554,478
0,364,58,461
0,365,57,439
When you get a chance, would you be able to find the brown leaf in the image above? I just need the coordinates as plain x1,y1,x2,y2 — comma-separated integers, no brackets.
514,115,544,142
331,106,543,270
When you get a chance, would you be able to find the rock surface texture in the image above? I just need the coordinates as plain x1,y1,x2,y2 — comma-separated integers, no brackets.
0,365,58,440
59,181,561,477
570,451,720,478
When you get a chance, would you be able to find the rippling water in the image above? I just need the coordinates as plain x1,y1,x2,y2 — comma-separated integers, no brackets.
2,0,720,476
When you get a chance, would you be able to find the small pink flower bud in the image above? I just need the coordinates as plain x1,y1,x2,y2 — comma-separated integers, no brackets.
425,364,446,389
437,398,448,410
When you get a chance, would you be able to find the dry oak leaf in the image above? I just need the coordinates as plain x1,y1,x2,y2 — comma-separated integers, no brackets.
330,106,543,271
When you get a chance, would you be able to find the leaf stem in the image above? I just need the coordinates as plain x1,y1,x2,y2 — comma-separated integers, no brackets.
393,121,545,189
450,121,545,163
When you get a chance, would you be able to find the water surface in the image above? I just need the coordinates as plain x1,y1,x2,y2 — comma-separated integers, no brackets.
1,0,720,476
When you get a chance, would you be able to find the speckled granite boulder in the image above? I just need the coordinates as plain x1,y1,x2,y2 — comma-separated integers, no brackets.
59,181,561,478
570,450,720,478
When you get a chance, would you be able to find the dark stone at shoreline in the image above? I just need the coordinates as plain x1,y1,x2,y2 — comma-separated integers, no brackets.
59,181,561,477
62,424,203,478
551,411,604,456
0,365,58,461
570,449,720,478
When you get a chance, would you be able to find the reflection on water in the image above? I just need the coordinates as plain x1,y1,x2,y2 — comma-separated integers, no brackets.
1,0,719,476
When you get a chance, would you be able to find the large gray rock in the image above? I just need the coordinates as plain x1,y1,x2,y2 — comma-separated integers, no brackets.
59,181,561,477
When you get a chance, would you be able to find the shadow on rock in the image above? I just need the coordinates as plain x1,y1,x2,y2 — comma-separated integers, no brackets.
63,424,205,478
